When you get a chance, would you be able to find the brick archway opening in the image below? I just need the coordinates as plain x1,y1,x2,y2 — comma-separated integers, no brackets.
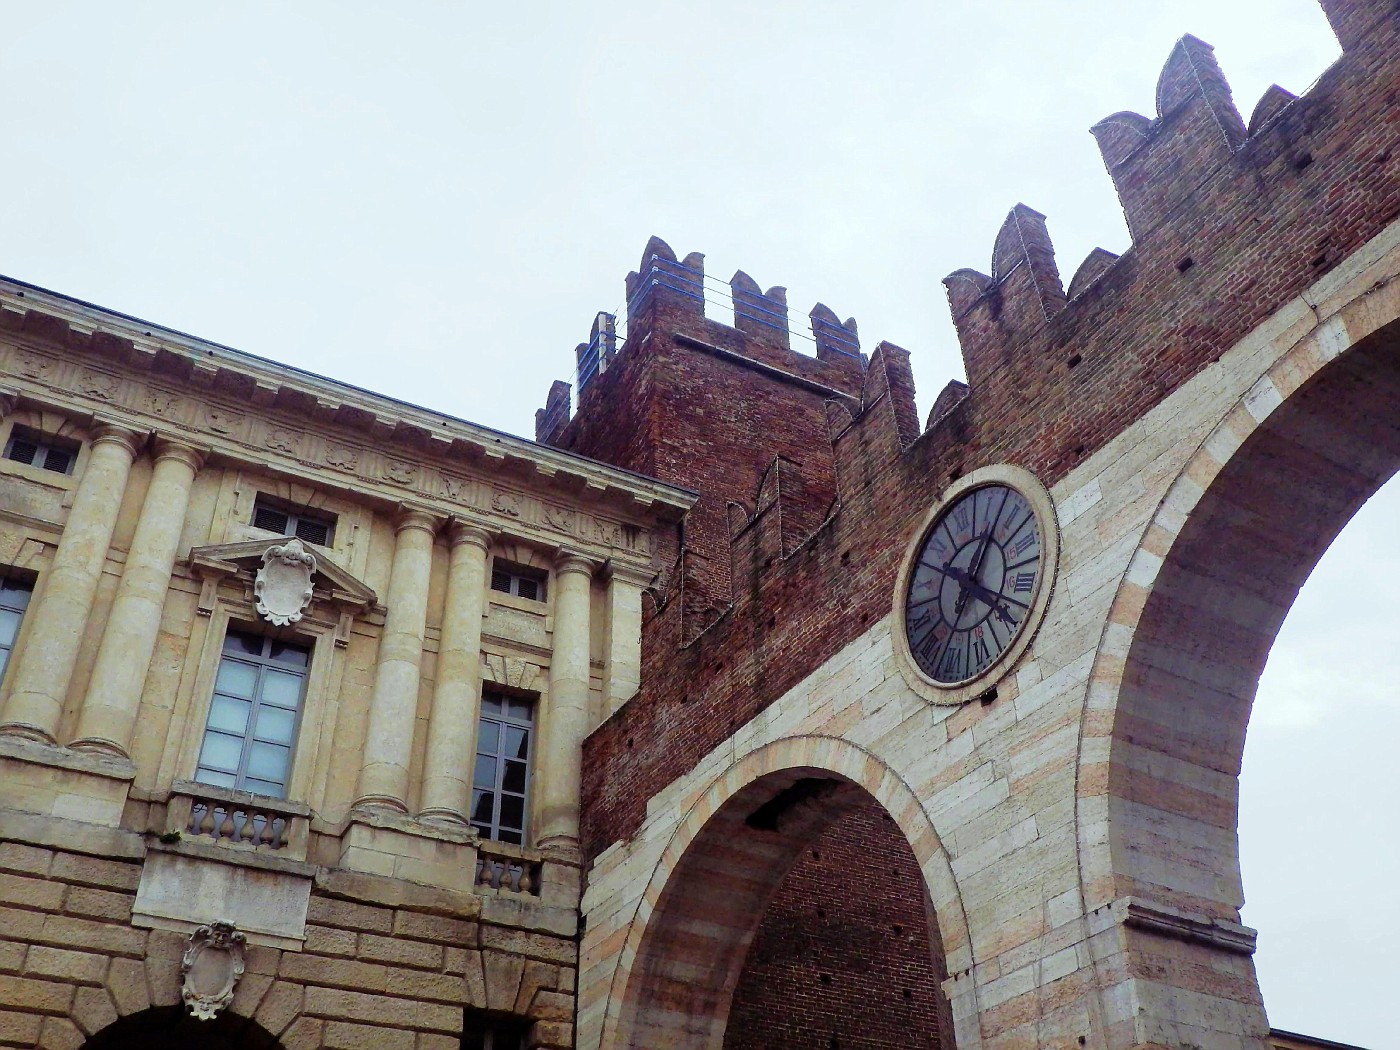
1105,316,1400,1031
614,767,953,1050
81,1005,284,1050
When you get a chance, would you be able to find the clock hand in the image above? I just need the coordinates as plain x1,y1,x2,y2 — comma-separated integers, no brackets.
942,564,1018,627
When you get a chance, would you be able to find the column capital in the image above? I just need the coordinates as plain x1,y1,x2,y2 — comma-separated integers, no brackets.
90,422,144,459
0,388,17,418
393,503,441,536
446,518,493,552
554,549,597,578
151,435,207,471
602,560,654,587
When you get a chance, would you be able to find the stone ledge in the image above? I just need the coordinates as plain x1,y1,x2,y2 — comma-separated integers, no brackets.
0,735,135,781
1115,895,1258,956
0,808,145,861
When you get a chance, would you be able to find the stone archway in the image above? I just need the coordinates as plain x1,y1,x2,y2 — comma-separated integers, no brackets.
597,736,971,1050
1080,289,1400,1042
81,1005,284,1049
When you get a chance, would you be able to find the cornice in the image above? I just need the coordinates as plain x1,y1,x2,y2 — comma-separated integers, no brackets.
0,275,696,521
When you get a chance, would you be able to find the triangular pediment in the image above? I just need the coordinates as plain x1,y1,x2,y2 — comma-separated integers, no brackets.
187,538,378,608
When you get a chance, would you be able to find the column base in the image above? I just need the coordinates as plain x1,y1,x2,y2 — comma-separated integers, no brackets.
0,721,58,746
416,806,468,827
68,736,132,760
350,793,409,816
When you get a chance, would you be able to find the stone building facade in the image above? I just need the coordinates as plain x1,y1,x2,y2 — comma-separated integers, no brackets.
0,275,692,1048
2,1,1398,1048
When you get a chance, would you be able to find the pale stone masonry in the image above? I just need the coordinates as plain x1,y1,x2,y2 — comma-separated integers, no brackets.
0,274,693,1049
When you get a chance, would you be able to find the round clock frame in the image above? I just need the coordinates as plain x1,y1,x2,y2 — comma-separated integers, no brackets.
892,464,1060,706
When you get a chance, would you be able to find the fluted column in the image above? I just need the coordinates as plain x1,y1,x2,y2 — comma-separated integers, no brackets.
601,564,650,721
537,551,594,851
71,437,204,758
418,521,492,825
1,424,143,744
354,506,438,813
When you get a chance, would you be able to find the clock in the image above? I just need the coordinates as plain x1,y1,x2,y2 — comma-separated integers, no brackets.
893,466,1058,702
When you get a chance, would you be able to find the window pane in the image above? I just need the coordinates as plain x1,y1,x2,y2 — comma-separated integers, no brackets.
507,699,533,722
0,650,9,679
499,794,524,830
260,669,304,709
270,640,310,668
0,608,21,647
215,659,258,699
254,705,296,745
502,760,527,794
223,630,264,657
505,725,529,761
41,447,73,474
480,693,504,716
207,695,251,735
243,777,286,799
0,579,32,609
246,741,290,782
496,829,522,846
194,768,237,789
477,719,500,753
474,754,497,789
198,731,243,773
471,789,495,825
516,578,539,601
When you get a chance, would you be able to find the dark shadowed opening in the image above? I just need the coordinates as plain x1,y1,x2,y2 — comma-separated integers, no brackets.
81,1005,283,1049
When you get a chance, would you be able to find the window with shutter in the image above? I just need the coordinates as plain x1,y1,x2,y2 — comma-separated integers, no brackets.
4,428,79,475
251,498,336,547
488,561,547,602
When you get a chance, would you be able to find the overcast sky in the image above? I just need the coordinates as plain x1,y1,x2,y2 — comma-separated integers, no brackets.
0,2,1383,1045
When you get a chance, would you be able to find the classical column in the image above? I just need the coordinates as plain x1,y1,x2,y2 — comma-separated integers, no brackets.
354,506,437,813
601,563,650,721
1,424,143,743
418,521,492,825
71,436,204,758
536,551,594,851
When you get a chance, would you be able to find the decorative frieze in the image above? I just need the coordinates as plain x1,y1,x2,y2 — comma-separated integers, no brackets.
0,338,663,564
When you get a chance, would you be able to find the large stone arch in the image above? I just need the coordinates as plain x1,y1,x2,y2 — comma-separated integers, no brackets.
598,734,974,1050
1077,266,1400,1040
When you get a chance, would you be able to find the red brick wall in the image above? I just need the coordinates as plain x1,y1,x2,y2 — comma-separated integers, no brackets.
723,803,953,1050
556,9,1400,868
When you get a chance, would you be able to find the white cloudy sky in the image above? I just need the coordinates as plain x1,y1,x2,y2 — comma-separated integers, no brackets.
0,2,1385,1045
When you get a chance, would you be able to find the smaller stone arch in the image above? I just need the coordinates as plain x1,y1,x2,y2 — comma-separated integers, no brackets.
599,734,975,1050
80,1005,285,1050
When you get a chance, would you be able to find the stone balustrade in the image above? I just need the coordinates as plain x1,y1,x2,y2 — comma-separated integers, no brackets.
165,780,312,859
476,840,544,897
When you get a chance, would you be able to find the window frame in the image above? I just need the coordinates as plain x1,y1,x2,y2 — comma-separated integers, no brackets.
193,628,312,800
3,425,80,476
250,496,337,548
471,691,536,845
489,560,548,603
0,576,34,686
461,1012,528,1050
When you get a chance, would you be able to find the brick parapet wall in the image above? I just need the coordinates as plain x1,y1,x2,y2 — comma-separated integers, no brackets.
0,838,577,1049
567,5,1400,865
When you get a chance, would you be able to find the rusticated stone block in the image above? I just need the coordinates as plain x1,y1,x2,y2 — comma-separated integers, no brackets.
26,946,108,985
513,961,561,1015
0,1009,43,1046
478,926,575,965
356,933,443,971
38,1016,83,1050
302,988,460,1033
70,986,117,1037
48,854,140,892
281,1015,326,1050
324,1020,417,1050
39,913,145,957
304,924,358,958
0,842,53,877
529,989,573,1023
383,967,462,1003
0,871,65,911
280,955,388,994
254,980,304,1037
528,1019,573,1050
105,957,150,1017
63,886,132,923
482,950,524,1012
4,975,75,1013
392,910,477,946
307,896,394,935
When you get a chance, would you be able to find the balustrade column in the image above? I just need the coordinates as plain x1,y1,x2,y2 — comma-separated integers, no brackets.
418,521,492,825
353,506,438,813
1,424,142,743
536,551,594,851
71,437,204,758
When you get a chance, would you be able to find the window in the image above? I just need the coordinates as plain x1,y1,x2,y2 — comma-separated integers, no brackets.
4,428,77,475
462,1013,527,1050
251,497,336,547
195,629,310,798
0,578,33,683
489,561,547,602
471,693,534,845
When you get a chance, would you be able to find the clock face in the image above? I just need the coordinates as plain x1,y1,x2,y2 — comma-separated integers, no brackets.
903,483,1043,685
